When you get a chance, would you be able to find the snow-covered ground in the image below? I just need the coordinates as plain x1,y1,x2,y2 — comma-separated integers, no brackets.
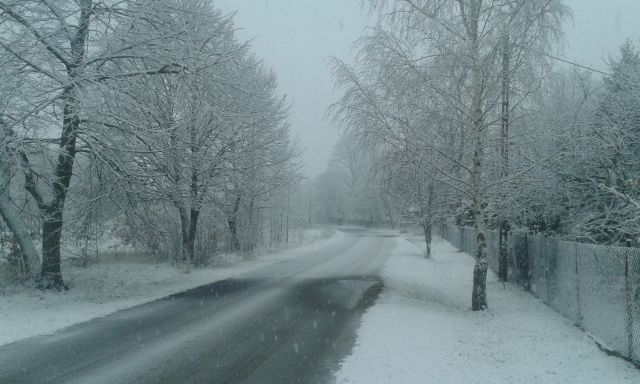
335,236,640,384
0,227,338,347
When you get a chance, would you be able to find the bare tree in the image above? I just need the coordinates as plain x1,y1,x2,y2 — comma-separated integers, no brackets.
0,0,193,288
333,0,568,309
0,119,41,279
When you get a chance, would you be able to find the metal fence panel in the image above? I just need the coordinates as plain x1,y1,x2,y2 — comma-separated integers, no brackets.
544,238,560,306
486,229,499,272
527,235,548,302
576,243,629,357
510,233,529,288
627,249,640,363
440,225,640,365
463,227,476,255
450,225,461,249
442,224,456,249
548,241,579,324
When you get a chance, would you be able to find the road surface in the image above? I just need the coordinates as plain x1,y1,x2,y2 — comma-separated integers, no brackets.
0,228,397,384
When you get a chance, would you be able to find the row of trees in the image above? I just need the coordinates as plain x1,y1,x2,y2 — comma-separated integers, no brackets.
308,133,390,227
511,42,640,246
323,0,640,310
0,0,301,289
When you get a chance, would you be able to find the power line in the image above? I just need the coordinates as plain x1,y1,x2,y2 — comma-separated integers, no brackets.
543,53,610,76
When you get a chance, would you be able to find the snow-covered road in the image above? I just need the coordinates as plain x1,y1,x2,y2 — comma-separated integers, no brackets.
0,228,338,347
0,228,394,384
3,230,637,384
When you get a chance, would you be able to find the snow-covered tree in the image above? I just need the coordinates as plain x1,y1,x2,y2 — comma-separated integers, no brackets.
0,0,299,287
0,0,192,288
333,0,568,309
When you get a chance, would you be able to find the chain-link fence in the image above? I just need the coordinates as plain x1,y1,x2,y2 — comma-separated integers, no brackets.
440,224,640,365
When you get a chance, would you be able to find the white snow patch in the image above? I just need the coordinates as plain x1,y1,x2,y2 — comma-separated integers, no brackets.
0,227,341,347
335,236,640,384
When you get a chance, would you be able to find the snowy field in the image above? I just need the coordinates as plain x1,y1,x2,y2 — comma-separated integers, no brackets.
334,236,640,384
0,228,338,347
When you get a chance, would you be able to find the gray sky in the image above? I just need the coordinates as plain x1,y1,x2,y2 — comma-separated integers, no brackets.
218,0,370,178
218,0,640,177
564,0,640,71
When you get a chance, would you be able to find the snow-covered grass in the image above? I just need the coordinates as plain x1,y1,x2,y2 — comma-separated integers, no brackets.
0,227,339,347
335,236,640,384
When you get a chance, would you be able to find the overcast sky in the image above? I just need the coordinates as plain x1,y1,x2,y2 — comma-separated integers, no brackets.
218,0,640,178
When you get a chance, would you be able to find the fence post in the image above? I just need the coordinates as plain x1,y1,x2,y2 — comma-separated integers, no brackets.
515,233,530,290
544,238,550,304
624,245,634,360
575,242,582,328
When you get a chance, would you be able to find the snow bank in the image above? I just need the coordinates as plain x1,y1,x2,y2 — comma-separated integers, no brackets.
335,237,640,384
0,227,341,347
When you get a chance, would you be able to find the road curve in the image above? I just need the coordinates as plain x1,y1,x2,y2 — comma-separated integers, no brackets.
0,228,397,384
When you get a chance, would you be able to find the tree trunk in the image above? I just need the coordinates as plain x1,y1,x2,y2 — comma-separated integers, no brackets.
471,122,488,309
38,86,80,290
37,2,90,289
386,202,396,229
465,0,489,311
423,221,432,258
498,221,509,281
246,197,257,251
471,226,489,311
178,206,192,264
471,152,488,310
498,29,511,282
285,194,290,244
0,125,41,279
228,195,241,251
39,209,67,290
0,193,41,279
188,208,200,264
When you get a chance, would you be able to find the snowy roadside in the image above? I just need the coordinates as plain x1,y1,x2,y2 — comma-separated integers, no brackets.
334,235,640,384
0,227,340,347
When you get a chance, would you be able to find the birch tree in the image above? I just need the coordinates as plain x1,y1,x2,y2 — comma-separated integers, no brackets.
335,0,500,309
335,0,568,309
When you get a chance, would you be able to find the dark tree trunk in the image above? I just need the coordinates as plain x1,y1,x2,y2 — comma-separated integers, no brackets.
228,195,241,251
285,195,290,244
498,221,509,281
37,2,90,290
38,87,80,290
421,184,434,259
471,203,489,311
387,205,396,229
39,209,67,290
188,208,200,264
423,221,432,258
246,197,256,251
178,206,192,263
186,156,200,264
472,251,489,310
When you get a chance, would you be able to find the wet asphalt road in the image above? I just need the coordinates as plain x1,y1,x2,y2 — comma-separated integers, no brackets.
0,228,397,384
